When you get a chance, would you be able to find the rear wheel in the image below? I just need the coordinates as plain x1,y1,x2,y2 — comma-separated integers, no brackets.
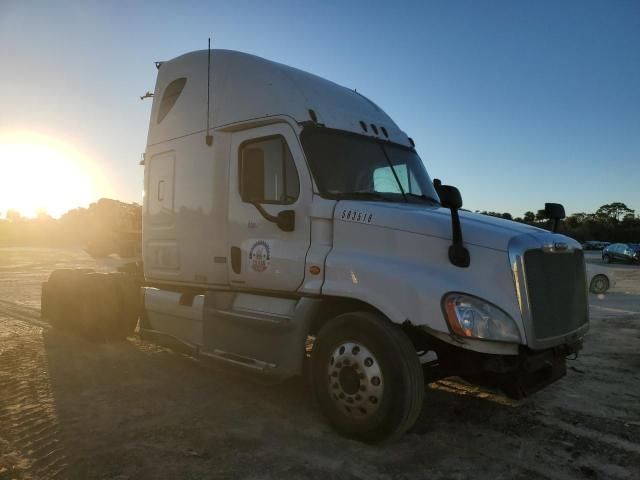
42,269,94,329
311,312,424,443
42,270,140,341
590,274,609,294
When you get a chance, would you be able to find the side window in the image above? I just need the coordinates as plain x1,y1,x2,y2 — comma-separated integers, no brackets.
157,77,187,123
239,136,300,204
374,165,402,193
373,165,422,194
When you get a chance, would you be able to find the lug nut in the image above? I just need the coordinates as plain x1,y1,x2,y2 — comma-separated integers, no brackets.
364,357,373,367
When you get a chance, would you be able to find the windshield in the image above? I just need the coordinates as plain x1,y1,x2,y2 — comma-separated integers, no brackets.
300,127,440,204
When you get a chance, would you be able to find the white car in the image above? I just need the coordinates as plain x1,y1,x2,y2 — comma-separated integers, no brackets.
586,264,615,293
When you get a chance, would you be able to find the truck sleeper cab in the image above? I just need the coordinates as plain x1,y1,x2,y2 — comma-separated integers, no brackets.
139,49,588,442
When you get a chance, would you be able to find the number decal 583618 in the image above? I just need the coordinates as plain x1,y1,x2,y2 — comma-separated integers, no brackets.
340,209,373,224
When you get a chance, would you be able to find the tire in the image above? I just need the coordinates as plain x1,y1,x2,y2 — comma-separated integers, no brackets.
590,274,610,294
603,254,611,264
311,311,424,443
42,270,139,342
111,273,142,339
78,273,140,342
42,269,94,329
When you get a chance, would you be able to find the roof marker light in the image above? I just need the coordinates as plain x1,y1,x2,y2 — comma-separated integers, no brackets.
359,121,368,132
370,124,379,135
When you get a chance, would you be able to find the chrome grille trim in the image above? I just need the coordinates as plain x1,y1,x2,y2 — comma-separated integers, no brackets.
508,233,589,350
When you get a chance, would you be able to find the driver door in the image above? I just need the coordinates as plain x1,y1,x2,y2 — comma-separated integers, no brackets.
227,123,312,292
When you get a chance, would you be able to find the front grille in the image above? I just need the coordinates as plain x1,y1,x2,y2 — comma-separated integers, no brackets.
523,249,588,340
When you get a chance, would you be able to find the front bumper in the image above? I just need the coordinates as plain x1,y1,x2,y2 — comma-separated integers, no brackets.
498,344,577,399
424,333,583,399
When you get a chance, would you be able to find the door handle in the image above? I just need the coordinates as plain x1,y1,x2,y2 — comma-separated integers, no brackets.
231,246,241,274
157,180,165,201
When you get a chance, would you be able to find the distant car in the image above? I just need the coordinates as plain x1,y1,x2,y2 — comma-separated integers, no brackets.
586,264,615,293
602,243,640,264
583,241,609,251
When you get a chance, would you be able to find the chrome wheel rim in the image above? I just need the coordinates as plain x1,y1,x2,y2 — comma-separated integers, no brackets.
327,341,384,419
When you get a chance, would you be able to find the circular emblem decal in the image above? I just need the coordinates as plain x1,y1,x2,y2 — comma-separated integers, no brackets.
249,240,271,272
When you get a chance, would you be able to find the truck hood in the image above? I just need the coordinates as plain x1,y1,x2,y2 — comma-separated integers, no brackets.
335,201,557,252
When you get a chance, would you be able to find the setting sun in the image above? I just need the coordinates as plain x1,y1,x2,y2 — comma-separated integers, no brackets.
0,131,104,218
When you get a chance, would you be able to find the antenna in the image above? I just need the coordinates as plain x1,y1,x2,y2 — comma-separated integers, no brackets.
206,37,213,146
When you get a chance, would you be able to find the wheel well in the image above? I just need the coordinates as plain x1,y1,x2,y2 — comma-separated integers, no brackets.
307,297,431,353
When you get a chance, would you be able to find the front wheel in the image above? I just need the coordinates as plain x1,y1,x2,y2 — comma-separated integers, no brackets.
603,254,611,264
311,312,424,443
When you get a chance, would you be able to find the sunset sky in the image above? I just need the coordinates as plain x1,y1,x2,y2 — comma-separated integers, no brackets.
1,0,638,218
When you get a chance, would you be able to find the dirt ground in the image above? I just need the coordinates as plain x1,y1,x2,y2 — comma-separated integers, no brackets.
0,248,639,480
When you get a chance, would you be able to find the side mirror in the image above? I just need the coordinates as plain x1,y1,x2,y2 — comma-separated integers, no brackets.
545,203,566,233
437,185,463,210
545,203,566,220
276,210,295,232
433,179,469,268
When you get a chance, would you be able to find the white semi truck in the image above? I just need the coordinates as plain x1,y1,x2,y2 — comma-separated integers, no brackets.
42,49,589,442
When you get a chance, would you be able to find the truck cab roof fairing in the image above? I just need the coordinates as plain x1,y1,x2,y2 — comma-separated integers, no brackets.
146,49,411,147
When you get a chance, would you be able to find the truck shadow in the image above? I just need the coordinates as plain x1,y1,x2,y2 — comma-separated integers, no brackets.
39,329,530,479
40,329,320,478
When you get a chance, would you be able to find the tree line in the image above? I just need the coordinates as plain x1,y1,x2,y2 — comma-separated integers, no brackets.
0,199,141,249
478,202,639,243
0,200,637,248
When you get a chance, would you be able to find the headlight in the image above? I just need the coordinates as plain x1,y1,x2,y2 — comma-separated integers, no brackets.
443,293,521,343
